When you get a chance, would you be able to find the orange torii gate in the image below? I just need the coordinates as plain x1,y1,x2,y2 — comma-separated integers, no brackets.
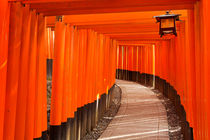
115,4,210,139
1,0,210,140
0,2,117,140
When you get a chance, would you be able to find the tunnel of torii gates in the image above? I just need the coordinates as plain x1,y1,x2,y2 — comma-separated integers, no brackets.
1,0,210,140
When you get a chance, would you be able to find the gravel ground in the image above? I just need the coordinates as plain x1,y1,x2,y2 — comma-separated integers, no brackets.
82,84,122,140
152,89,183,140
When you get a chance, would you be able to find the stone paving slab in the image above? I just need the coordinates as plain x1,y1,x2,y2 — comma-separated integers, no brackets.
99,80,169,140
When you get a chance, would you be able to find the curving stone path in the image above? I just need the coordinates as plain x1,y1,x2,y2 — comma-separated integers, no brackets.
99,80,169,140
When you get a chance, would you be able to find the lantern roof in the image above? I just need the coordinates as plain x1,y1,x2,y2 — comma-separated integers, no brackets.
154,11,181,22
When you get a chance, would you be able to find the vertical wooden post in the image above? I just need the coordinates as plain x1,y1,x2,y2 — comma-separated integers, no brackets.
194,2,201,139
34,13,47,139
3,3,23,140
14,5,31,140
200,0,210,139
50,21,66,140
62,24,70,140
25,10,38,140
0,0,9,140
0,0,9,139
69,25,75,119
184,10,196,128
69,25,75,140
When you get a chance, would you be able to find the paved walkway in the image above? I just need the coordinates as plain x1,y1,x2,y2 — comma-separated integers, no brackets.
99,80,169,140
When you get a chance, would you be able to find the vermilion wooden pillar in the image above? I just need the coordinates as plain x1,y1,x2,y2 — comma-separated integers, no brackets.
47,28,54,59
62,24,70,125
181,22,187,111
124,46,128,79
34,13,47,139
98,35,105,94
108,39,114,89
102,35,106,94
77,29,82,109
76,29,85,139
155,43,160,78
126,46,129,77
118,46,123,70
80,29,88,138
3,3,23,140
94,32,99,98
50,21,66,140
102,37,106,93
194,2,202,139
147,45,151,75
199,1,206,138
121,46,125,74
73,27,79,112
168,38,176,88
78,29,87,107
201,0,210,139
0,0,9,140
85,29,90,104
113,40,117,84
199,0,210,139
174,33,180,93
42,22,48,140
127,46,133,71
185,9,196,128
81,29,88,107
61,24,71,140
138,46,142,74
87,29,93,104
116,46,119,74
193,2,200,139
92,30,96,102
103,37,109,93
69,25,75,118
25,10,38,140
175,22,186,105
144,45,148,75
92,31,98,101
110,40,115,85
148,45,153,75
133,46,138,72
157,43,162,79
112,40,117,85
160,41,168,80
14,5,31,140
70,27,77,115
107,37,111,91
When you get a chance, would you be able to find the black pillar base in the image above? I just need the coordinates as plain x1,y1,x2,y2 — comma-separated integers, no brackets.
42,130,48,140
70,118,74,140
155,76,160,90
47,59,53,79
136,72,141,83
81,105,88,138
65,118,71,140
73,111,78,140
91,101,96,130
49,125,61,140
145,74,153,87
140,73,146,85
61,122,67,140
87,103,92,133
77,107,82,139
98,97,102,122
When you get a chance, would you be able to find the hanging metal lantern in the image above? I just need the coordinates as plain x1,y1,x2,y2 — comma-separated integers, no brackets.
154,11,181,37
